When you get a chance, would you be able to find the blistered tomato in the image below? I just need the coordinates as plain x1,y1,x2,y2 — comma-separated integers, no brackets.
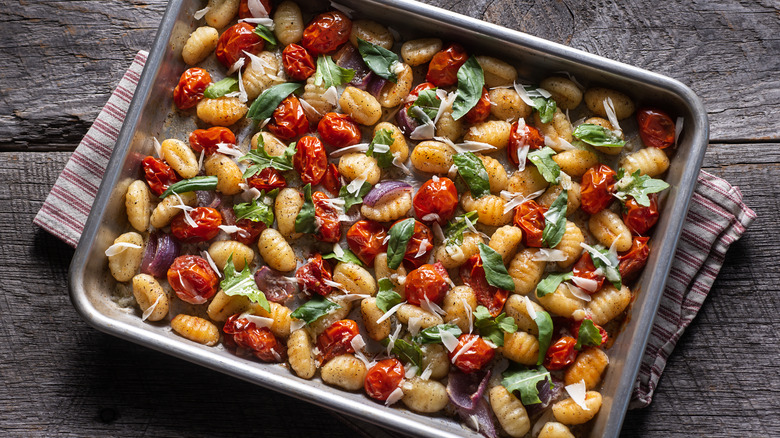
464,87,491,124
449,334,495,373
223,314,287,363
413,177,458,225
346,220,388,266
247,167,287,191
282,43,317,81
321,163,342,196
580,164,617,215
142,156,180,196
312,191,341,243
215,22,264,69
637,108,676,149
238,0,272,19
460,254,509,317
618,236,650,281
365,358,404,401
623,194,660,235
426,43,468,88
268,95,309,141
167,255,219,304
317,112,362,149
170,207,222,243
231,218,266,246
316,319,359,363
173,67,211,110
513,200,548,248
570,318,609,347
572,252,605,293
296,254,333,297
404,263,451,306
544,336,578,370
508,123,544,166
398,219,434,270
301,11,352,55
293,136,328,185
188,127,236,156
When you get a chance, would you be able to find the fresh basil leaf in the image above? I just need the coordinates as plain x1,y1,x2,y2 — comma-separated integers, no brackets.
322,247,364,267
294,183,316,233
221,254,270,312
204,77,239,99
451,56,484,120
527,147,560,184
290,295,341,324
453,152,491,199
474,305,517,347
575,319,603,350
367,129,395,168
159,176,218,199
522,86,557,124
314,55,355,88
534,310,553,365
408,88,441,121
535,271,573,297
573,123,625,148
613,168,670,207
582,244,622,289
375,278,403,312
386,218,415,270
478,243,515,291
443,211,479,247
502,365,553,405
541,189,568,248
240,140,296,178
253,24,278,47
338,180,372,211
412,323,463,345
233,198,274,226
381,338,423,372
247,82,303,121
357,38,399,82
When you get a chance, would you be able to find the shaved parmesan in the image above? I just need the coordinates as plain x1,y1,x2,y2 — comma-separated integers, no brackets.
571,275,599,292
392,61,405,75
377,301,406,324
580,242,614,268
439,326,460,352
565,381,590,410
566,282,592,302
346,176,367,194
500,188,545,215
201,250,223,278
432,222,445,242
227,57,245,76
386,323,403,355
104,242,141,257
240,313,275,328
415,239,430,258
515,144,529,171
152,137,162,157
450,335,478,363
513,81,536,107
290,319,305,332
455,140,497,153
407,317,422,336
218,225,243,234
193,6,210,20
544,135,576,151
523,296,537,320
433,90,457,124
391,153,411,174
483,339,498,349
532,248,567,262
675,116,684,146
560,171,573,190
322,279,346,292
299,98,322,120
247,0,269,17
422,295,446,316
410,108,435,139
328,143,369,157
420,362,434,380
340,293,371,303
603,97,622,137
171,193,197,227
239,17,274,28
385,387,404,405
323,86,339,105
350,334,366,352
236,66,248,103
141,295,162,322
373,143,391,154
215,143,244,159
198,149,205,171
536,87,552,98
468,415,480,432
462,298,474,334
333,243,345,258
405,365,419,379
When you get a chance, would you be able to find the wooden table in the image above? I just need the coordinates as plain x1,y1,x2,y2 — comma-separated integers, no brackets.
1,1,778,436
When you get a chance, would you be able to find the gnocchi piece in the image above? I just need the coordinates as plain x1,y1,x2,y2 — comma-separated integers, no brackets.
537,182,581,216
410,141,455,174
360,192,412,222
489,88,532,122
320,354,367,391
552,391,603,425
242,51,284,100
507,167,549,197
537,422,575,438
587,284,632,325
204,0,239,29
160,139,199,179
584,87,635,119
182,26,219,65
309,294,354,335
252,131,288,156
207,240,254,271
619,146,670,177
251,301,294,339
338,153,380,185
349,20,393,49
378,63,413,108
273,1,304,46
196,96,248,126
434,232,483,269
207,289,251,322
258,228,297,272
435,109,464,141
332,262,377,297
489,225,524,265
420,343,450,379
508,249,546,295
489,385,531,437
401,38,442,66
540,76,583,110
537,283,586,319
361,297,391,342
374,253,407,296
396,304,443,329
275,188,303,239
339,86,382,125
125,180,150,232
564,347,609,390
475,56,517,87
461,192,513,226
374,122,409,162
502,331,539,365
479,154,508,193
442,285,477,333
401,377,448,413
170,314,220,346
554,221,584,269
301,74,335,122
504,294,544,335
464,120,512,150
589,209,633,252
131,274,169,322
204,153,243,195
552,149,600,178
108,232,144,282
535,108,573,152
287,328,316,379
150,191,197,229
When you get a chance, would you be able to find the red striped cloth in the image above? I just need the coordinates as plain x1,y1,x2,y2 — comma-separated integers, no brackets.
34,52,755,408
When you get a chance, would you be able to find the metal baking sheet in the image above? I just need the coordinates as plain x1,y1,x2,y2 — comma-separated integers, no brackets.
69,0,709,437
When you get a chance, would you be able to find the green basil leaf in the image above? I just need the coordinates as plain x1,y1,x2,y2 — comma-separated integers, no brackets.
573,123,626,147
357,38,399,82
367,129,395,168
453,152,491,199
240,139,296,178
338,179,372,211
541,189,568,248
290,295,341,324
247,82,303,121
381,338,423,372
535,271,573,297
582,243,622,289
322,247,364,267
408,88,441,121
386,218,415,270
502,365,553,405
478,243,515,291
575,319,603,350
613,168,670,207
159,175,218,199
474,305,517,347
412,324,463,345
253,24,278,47
533,96,557,124
294,183,316,233
233,198,274,226
314,55,355,88
534,310,553,365
443,211,479,247
221,254,270,312
375,278,403,313
451,56,485,120
204,77,239,99
527,147,560,184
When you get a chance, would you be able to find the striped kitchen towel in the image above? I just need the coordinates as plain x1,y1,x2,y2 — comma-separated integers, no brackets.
34,52,755,409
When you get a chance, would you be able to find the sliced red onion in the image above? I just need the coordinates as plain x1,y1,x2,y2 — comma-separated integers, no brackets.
525,376,565,417
140,232,180,278
219,204,237,226
334,45,373,89
396,105,420,136
366,75,388,98
362,181,412,207
351,70,376,90
447,370,496,438
196,190,222,209
254,266,297,303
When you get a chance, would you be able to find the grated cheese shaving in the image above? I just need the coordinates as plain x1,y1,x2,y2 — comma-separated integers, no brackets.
566,282,592,302
239,312,275,328
603,97,622,137
462,298,474,334
385,387,404,406
386,323,403,355
298,98,322,120
239,17,275,28
453,140,497,153
377,302,406,324
422,295,446,316
350,334,366,352
410,107,435,140
215,143,244,159
237,66,248,103
290,319,305,332
414,238,430,259
565,381,590,410
405,365,419,379
329,143,369,157
532,248,568,262
373,143,391,154
407,317,422,336
544,135,576,151
432,222,445,242
152,137,162,157
513,81,536,107
523,296,537,320
218,225,242,234
141,295,162,322
439,326,460,352
580,242,613,267
227,57,245,76
560,171,573,190
420,362,434,380
193,7,210,20
433,91,457,124
333,243,345,259
201,250,223,278
450,335,479,363
198,149,205,171
340,293,371,303
572,275,599,292
171,193,197,227
323,86,339,105
247,0,269,17
104,242,141,257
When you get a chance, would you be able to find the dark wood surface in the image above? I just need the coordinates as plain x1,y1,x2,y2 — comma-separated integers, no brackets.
1,0,778,436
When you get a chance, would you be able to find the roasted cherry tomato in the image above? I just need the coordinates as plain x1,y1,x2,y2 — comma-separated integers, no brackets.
407,82,436,102
618,236,651,281
296,254,333,297
188,127,236,156
347,220,388,266
405,263,451,306
142,156,180,196
637,108,676,149
426,43,468,88
413,177,459,225
507,123,544,166
293,135,328,185
580,164,617,215
572,252,605,293
365,358,405,401
464,87,491,124
167,255,219,305
321,163,342,196
460,254,509,317
215,22,264,69
170,207,222,243
396,219,434,270
513,200,548,248
317,112,362,149
223,314,287,363
173,67,211,110
543,336,578,371
623,194,660,235
570,318,609,347
282,43,317,81
268,95,309,141
301,11,352,55
316,319,359,363
238,0,272,19
231,217,267,246
312,191,342,243
449,334,495,374
247,167,287,191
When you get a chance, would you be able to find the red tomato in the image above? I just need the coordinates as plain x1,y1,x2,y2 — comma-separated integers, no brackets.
619,236,651,281
464,87,491,124
301,11,352,55
543,336,578,370
570,318,609,347
215,22,264,69
188,127,236,156
312,191,342,243
365,358,405,401
268,95,309,141
637,108,676,149
167,255,219,304
507,123,544,166
142,156,180,196
223,314,287,363
572,252,606,293
449,334,495,374
405,263,451,306
170,207,222,243
407,82,436,103
346,220,388,266
316,319,359,363
580,164,617,215
398,219,434,270
513,200,547,248
173,67,211,110
426,43,468,88
321,163,342,196
295,254,333,297
247,167,287,191
282,43,316,81
460,254,509,317
317,112,362,149
238,0,272,19
231,218,266,246
623,194,660,235
413,177,458,225
293,136,328,185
